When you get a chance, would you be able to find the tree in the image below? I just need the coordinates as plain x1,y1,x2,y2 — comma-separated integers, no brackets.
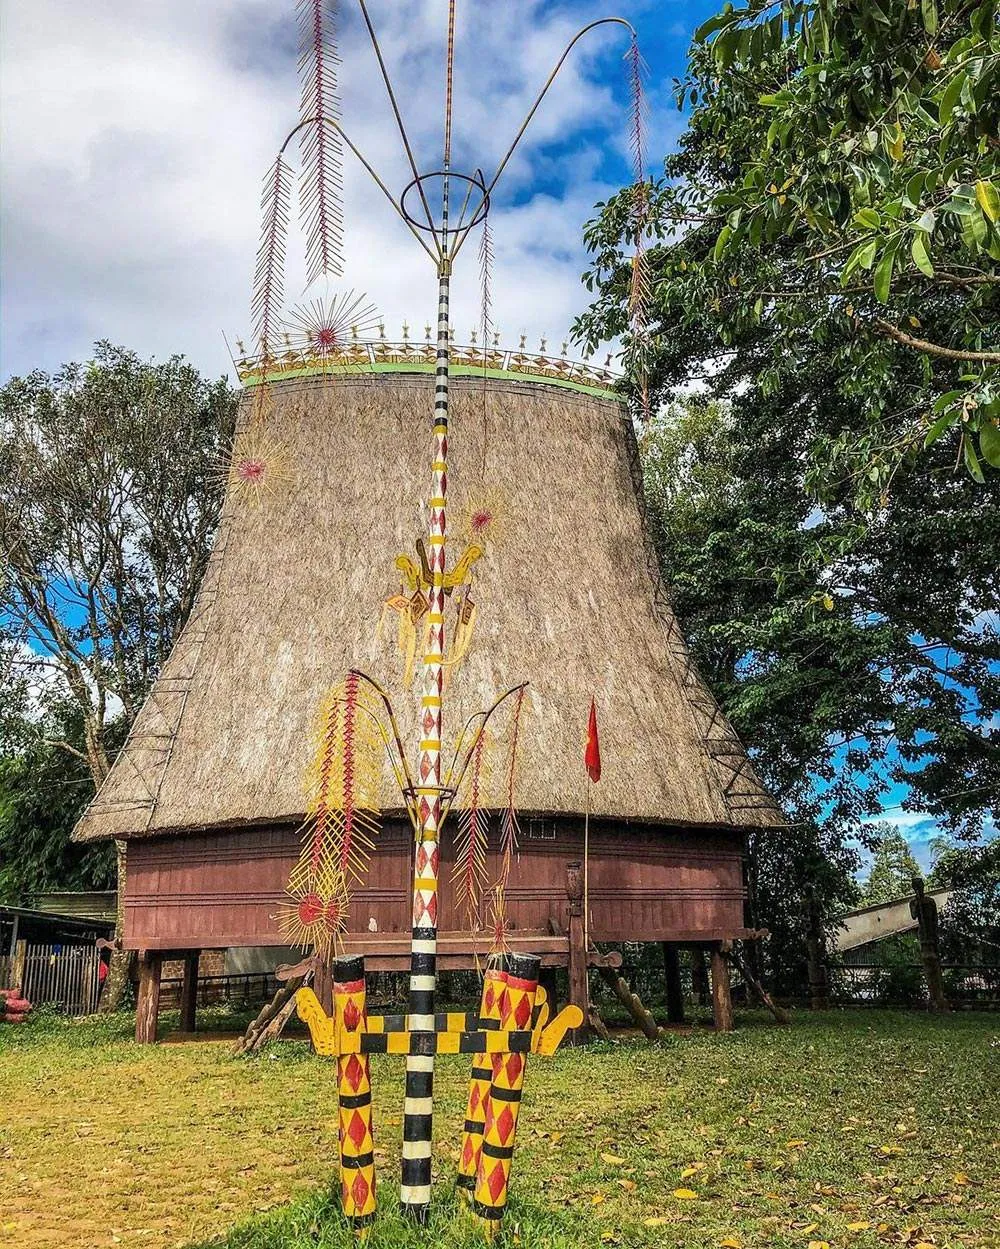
0,705,116,905
576,2,1000,976
1,342,238,1004
860,822,922,902
579,0,999,505
627,390,998,983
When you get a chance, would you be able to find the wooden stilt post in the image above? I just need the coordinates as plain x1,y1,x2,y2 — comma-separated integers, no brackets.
911,877,949,1013
11,939,27,994
566,862,589,1038
691,946,709,1006
710,943,734,1033
179,951,200,1033
662,942,685,1024
538,967,559,1018
313,956,334,1020
135,951,162,1044
805,886,830,1010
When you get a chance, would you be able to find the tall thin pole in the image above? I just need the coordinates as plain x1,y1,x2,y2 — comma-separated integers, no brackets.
400,0,457,1222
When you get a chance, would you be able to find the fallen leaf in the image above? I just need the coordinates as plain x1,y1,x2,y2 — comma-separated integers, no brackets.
846,1222,871,1232
601,1152,625,1166
787,1139,807,1148
644,1218,669,1228
879,1144,904,1155
681,1163,706,1179
720,1239,741,1249
672,1188,699,1200
592,1193,606,1205
953,1172,969,1185
618,1179,636,1192
808,1243,831,1249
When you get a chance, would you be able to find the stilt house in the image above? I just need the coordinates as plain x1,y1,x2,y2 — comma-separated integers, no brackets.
73,347,783,1038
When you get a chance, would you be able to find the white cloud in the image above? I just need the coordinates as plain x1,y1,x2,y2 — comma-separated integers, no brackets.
1,0,672,382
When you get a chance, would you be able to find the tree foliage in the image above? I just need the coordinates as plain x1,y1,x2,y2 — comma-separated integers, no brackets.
0,342,238,786
579,0,999,504
859,821,922,902
0,703,115,905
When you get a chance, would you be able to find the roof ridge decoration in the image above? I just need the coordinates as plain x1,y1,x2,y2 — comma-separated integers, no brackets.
233,331,622,398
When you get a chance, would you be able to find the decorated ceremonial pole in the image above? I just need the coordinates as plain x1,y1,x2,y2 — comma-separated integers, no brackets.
400,3,457,1219
255,2,646,1224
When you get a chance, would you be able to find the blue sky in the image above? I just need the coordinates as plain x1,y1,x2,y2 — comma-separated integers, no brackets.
1,0,718,383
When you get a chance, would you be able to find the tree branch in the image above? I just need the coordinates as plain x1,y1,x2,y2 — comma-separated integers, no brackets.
874,320,1000,364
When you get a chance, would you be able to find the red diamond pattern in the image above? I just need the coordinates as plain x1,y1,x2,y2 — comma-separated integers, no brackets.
342,1000,360,1032
495,1104,515,1145
484,982,495,1013
469,1084,480,1113
426,893,438,925
350,1171,370,1210
461,1138,475,1168
413,893,426,924
513,994,532,1029
346,1109,368,1148
343,1054,364,1093
485,1160,506,1203
504,1053,523,1084
415,844,429,874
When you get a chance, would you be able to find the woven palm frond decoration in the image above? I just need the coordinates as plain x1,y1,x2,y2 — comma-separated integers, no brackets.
251,153,293,365
297,0,345,285
497,685,527,890
451,727,495,933
220,422,295,507
282,291,381,360
625,33,653,430
278,672,384,955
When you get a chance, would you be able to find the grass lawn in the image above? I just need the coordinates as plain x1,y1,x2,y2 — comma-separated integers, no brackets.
0,1007,996,1249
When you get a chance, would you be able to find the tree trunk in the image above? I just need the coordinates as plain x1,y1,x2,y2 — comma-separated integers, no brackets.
99,839,135,1013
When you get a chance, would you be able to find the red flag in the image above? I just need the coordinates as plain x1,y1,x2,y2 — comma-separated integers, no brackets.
585,697,601,783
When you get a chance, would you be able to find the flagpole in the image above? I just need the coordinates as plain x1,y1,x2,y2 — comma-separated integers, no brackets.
583,780,590,956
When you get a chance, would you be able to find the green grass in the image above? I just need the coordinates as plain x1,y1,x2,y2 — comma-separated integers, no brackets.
0,1009,997,1249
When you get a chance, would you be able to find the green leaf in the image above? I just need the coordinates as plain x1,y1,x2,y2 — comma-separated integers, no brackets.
963,435,986,483
980,418,1000,468
694,11,735,41
853,208,881,229
921,0,939,34
904,172,925,209
933,389,965,413
713,224,732,262
858,239,879,270
939,71,967,126
924,410,957,448
975,180,1000,223
911,232,934,277
873,249,895,302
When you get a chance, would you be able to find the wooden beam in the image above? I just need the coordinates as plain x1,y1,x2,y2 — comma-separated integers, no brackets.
135,951,162,1044
710,944,734,1033
179,951,200,1033
662,943,685,1024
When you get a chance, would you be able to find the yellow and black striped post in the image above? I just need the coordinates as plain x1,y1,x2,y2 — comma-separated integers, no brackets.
334,955,377,1227
457,953,506,1195
473,953,540,1229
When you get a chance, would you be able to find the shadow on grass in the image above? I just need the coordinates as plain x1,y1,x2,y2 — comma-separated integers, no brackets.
191,1185,578,1249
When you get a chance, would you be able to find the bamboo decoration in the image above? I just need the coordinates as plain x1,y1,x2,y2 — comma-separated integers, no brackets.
473,954,541,1228
333,955,377,1228
457,953,507,1194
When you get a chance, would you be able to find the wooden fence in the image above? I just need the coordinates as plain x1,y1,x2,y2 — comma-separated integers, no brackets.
19,943,103,1015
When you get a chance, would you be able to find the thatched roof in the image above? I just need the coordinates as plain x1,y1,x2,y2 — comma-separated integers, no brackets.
74,370,782,843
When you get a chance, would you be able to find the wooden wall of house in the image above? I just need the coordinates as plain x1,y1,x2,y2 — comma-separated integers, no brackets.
123,817,748,951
